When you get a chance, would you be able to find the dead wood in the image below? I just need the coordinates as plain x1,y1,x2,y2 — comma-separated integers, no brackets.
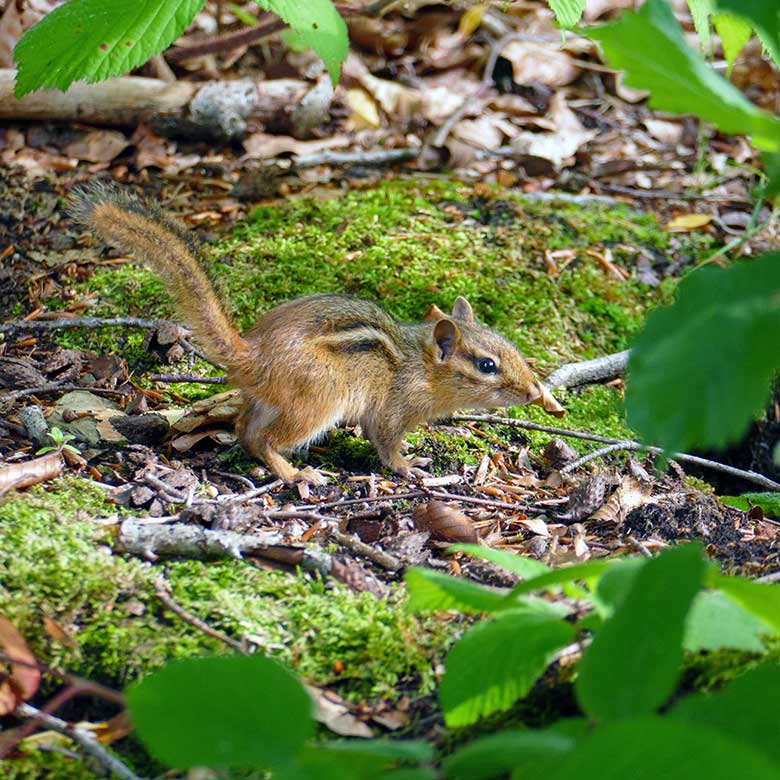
0,70,311,141
544,350,630,389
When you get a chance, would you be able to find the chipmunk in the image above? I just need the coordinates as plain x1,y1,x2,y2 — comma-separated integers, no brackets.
70,182,563,485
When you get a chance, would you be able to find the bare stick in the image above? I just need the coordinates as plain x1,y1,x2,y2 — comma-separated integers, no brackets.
545,350,630,389
453,414,780,492
150,373,226,384
154,578,246,653
428,489,526,512
13,703,141,780
0,316,177,334
294,147,418,169
560,442,639,474
329,528,402,572
298,490,427,511
0,383,131,402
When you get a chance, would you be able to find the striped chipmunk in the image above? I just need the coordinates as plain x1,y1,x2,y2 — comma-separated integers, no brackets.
70,182,564,486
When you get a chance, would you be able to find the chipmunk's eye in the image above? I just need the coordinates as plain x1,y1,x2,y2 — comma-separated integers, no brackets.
477,358,498,374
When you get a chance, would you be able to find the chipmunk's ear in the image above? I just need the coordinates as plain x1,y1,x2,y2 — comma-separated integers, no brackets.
452,296,475,322
433,318,461,361
423,303,446,321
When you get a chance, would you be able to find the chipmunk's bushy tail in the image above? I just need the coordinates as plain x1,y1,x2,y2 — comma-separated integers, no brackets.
69,181,248,368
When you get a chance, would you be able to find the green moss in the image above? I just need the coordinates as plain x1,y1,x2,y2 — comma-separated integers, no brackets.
0,477,447,701
162,560,448,700
4,746,105,780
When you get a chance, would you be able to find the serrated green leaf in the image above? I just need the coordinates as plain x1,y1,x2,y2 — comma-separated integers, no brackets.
687,0,713,47
547,0,586,29
547,717,780,780
712,12,753,72
254,0,347,85
585,0,780,151
508,559,614,598
404,567,509,614
716,0,780,66
763,151,780,197
684,590,771,652
448,543,551,579
710,572,780,631
626,252,780,454
126,654,313,769
443,729,575,780
440,611,575,727
576,544,705,720
670,665,780,764
13,0,204,98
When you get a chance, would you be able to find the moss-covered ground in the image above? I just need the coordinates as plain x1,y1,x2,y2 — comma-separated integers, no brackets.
4,178,721,776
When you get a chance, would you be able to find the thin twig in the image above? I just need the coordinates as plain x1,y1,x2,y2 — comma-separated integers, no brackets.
432,31,563,151
12,703,142,780
560,441,639,474
329,528,403,571
297,490,427,511
150,373,226,384
166,3,362,63
452,414,780,492
153,578,247,653
428,489,525,511
0,383,131,402
626,535,653,558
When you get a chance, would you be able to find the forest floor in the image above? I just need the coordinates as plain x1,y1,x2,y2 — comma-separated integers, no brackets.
2,1,780,777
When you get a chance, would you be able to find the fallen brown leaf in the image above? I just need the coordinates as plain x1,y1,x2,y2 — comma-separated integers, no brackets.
0,617,40,716
0,451,63,496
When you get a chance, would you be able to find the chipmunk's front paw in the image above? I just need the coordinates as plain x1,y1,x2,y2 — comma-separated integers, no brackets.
294,466,328,487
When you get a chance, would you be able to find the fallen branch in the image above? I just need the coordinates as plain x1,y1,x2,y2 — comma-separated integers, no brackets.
545,350,630,390
0,383,130,402
12,703,140,780
294,147,418,169
0,70,311,141
452,414,780,492
0,316,176,334
0,452,63,496
117,520,333,579
560,441,638,474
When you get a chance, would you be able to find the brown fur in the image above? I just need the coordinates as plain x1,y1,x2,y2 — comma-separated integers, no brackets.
70,182,550,484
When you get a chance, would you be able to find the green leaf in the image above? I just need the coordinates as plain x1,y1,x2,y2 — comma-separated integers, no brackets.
126,654,313,769
404,567,509,614
584,0,780,151
547,0,586,29
440,611,575,727
592,557,646,615
575,544,705,720
288,741,434,780
254,0,347,85
671,665,780,764
448,543,551,579
13,0,204,98
762,151,780,198
687,0,713,47
508,559,614,598
712,12,753,72
716,0,780,66
547,717,780,780
684,590,771,652
626,252,780,454
720,491,780,517
710,572,780,631
443,729,575,780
